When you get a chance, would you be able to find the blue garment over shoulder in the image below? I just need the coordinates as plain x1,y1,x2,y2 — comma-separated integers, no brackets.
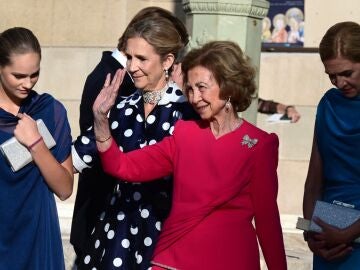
0,91,72,270
314,88,360,270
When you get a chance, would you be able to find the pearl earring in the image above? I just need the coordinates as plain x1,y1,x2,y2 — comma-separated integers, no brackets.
164,69,169,81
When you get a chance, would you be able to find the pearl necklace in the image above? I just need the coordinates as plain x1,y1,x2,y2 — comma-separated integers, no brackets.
142,84,168,104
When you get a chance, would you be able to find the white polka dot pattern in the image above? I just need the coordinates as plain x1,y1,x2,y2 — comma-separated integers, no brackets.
135,251,143,264
130,226,138,235
95,240,100,249
162,122,170,130
83,155,92,163
107,230,115,239
113,257,122,267
136,114,143,122
144,237,152,246
125,108,133,116
155,221,161,231
146,115,156,124
117,102,125,109
122,239,130,248
141,209,150,218
81,136,90,144
111,121,119,129
169,126,175,135
84,255,91,264
149,139,157,145
124,129,133,137
117,211,125,221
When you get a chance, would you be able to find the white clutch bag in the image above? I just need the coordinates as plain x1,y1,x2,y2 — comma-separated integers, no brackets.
0,119,56,172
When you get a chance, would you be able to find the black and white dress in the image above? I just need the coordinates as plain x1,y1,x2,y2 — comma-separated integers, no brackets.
72,81,197,269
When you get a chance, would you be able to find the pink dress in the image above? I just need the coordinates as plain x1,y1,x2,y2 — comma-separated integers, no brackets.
100,120,287,270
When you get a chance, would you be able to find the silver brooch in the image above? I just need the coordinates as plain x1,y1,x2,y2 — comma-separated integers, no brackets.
242,134,258,148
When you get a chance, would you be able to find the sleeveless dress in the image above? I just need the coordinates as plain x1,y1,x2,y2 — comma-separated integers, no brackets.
314,88,360,269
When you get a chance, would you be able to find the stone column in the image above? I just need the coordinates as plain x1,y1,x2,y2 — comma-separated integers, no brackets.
182,0,269,124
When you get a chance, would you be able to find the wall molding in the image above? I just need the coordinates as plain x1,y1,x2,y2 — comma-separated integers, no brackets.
183,0,269,18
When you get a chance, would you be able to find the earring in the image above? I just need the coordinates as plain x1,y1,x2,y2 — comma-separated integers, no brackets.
164,69,169,81
225,97,231,113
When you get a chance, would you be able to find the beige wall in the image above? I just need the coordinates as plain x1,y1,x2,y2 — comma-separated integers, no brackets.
0,0,359,216
0,0,185,47
305,0,360,47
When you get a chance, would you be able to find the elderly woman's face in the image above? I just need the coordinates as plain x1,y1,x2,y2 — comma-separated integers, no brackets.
125,37,167,91
186,65,226,120
323,56,360,98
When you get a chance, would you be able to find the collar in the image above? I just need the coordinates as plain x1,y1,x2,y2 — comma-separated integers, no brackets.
111,49,127,67
112,49,133,82
118,81,188,107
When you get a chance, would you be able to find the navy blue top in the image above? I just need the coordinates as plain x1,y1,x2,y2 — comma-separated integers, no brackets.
0,91,72,270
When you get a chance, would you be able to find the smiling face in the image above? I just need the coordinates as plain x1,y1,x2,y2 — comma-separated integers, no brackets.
186,65,227,121
0,52,40,105
125,37,173,91
323,56,360,98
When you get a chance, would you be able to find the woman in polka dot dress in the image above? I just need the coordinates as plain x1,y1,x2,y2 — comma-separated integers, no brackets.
72,14,198,270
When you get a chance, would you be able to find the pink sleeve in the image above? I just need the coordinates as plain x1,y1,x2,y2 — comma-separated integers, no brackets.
251,134,287,270
99,135,175,182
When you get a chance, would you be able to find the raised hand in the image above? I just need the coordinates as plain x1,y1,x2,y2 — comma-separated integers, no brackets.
93,68,126,118
93,69,126,150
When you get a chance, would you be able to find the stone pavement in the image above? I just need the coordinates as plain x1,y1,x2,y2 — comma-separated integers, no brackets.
57,200,313,270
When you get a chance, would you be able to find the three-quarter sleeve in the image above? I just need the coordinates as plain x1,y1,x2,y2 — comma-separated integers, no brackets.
250,134,287,270
99,135,175,182
72,127,99,172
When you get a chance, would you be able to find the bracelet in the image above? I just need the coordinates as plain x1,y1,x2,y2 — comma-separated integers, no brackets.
95,135,111,143
28,137,43,150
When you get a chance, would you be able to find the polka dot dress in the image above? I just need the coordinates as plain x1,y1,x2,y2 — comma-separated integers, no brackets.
75,83,197,269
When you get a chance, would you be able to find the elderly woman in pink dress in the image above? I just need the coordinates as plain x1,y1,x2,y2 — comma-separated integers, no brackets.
92,40,287,270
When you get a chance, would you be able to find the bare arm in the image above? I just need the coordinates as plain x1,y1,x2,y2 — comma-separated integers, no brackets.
303,132,353,260
14,113,73,200
303,133,323,219
258,98,301,123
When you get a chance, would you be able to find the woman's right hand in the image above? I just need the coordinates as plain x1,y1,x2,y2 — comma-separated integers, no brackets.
93,68,126,119
307,234,353,261
93,69,126,151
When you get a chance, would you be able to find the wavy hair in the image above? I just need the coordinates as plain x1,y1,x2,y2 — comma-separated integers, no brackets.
182,41,256,112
